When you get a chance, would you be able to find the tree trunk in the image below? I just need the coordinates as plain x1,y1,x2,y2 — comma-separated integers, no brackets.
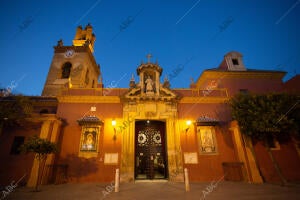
265,142,287,186
35,159,41,191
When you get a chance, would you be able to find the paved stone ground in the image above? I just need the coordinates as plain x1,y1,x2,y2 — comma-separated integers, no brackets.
3,181,300,200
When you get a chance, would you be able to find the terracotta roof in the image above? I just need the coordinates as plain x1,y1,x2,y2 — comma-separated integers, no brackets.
196,116,219,126
77,115,103,125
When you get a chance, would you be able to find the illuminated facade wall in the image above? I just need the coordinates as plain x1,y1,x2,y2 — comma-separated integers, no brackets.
1,25,299,186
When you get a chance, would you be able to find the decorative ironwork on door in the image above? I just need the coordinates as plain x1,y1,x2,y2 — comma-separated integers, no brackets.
135,121,167,180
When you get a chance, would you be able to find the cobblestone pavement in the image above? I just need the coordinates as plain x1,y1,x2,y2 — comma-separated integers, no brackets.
4,181,300,200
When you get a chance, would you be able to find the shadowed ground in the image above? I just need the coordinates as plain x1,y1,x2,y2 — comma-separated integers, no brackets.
4,181,300,200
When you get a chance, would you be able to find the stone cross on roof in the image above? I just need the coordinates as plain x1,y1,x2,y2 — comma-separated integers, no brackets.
146,54,152,63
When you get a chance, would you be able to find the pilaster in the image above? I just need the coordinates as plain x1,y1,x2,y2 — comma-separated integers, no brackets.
27,115,62,187
230,120,263,183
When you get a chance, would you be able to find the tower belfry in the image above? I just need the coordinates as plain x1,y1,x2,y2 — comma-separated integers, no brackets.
73,23,96,53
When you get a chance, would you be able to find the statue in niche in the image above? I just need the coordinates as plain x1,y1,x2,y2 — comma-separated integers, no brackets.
145,76,154,93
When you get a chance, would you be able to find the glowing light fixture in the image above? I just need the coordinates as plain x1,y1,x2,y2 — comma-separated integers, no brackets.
186,120,192,126
185,120,192,133
112,119,117,140
112,119,116,127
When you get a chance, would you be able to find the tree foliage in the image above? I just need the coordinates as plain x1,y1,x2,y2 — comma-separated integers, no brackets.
20,135,58,160
230,93,299,141
0,95,33,127
230,93,299,185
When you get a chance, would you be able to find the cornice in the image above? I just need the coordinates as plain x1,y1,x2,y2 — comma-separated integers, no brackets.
57,95,121,103
27,113,62,122
179,96,229,104
54,45,88,53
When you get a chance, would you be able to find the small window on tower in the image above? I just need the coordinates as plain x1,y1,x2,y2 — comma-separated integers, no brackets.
61,62,72,78
232,59,239,65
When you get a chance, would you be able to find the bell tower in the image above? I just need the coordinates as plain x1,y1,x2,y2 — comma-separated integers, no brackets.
42,24,100,96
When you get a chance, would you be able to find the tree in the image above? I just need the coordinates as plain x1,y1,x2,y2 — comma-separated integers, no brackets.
20,135,58,191
0,95,33,135
230,93,299,185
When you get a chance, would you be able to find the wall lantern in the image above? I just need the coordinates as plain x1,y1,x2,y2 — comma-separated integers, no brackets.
185,120,192,133
112,119,117,140
112,119,116,127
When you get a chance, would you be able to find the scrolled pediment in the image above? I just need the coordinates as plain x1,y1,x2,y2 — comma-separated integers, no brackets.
123,55,180,102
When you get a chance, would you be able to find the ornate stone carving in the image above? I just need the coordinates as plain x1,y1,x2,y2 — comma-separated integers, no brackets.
123,56,178,102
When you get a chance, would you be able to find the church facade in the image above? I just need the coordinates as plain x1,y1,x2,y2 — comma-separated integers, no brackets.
1,24,300,186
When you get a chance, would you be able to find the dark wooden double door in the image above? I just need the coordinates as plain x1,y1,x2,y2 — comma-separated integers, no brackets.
135,120,168,180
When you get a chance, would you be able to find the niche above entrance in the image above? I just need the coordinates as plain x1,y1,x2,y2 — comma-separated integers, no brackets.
123,54,179,102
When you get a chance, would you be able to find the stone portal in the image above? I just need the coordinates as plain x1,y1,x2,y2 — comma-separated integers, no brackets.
120,55,183,183
135,120,168,180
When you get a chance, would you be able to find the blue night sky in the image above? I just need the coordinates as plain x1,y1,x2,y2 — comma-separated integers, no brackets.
0,0,299,96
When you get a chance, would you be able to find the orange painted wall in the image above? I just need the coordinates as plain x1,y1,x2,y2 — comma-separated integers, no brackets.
55,102,123,183
284,75,300,94
178,102,236,181
0,126,40,186
178,103,231,121
254,140,300,183
180,125,236,182
220,78,284,95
